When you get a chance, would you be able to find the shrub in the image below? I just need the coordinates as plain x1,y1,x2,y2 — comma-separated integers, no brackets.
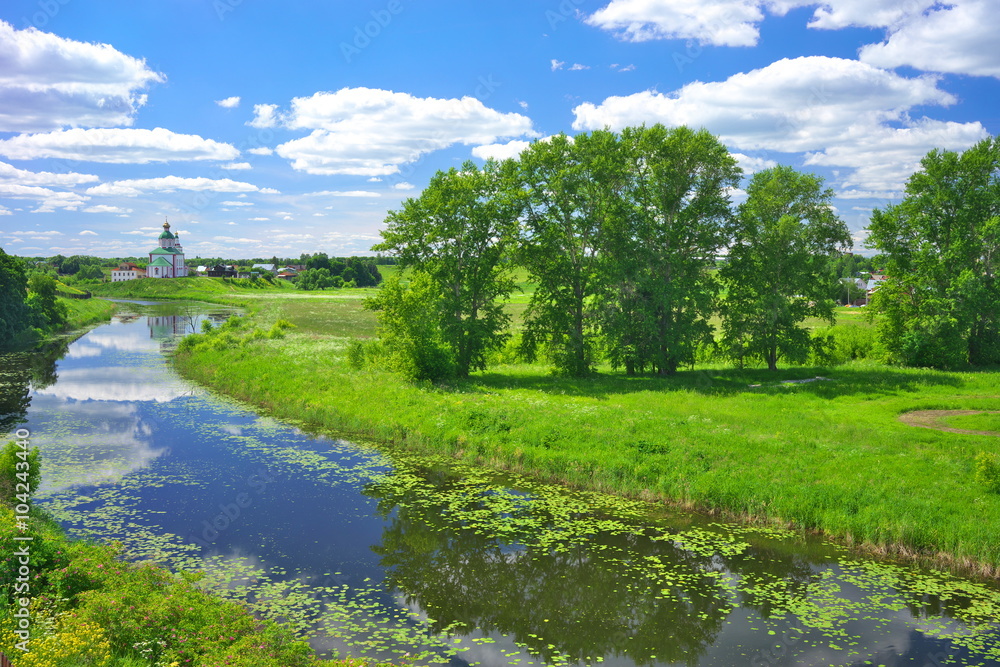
0,440,40,507
974,451,1000,493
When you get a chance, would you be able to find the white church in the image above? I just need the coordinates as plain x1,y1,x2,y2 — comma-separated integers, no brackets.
146,220,188,278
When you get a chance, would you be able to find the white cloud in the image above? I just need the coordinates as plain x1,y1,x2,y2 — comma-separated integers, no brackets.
0,160,97,186
859,0,1000,78
568,63,590,71
271,87,536,176
391,182,416,191
586,0,997,78
220,200,254,206
306,190,382,197
0,206,10,215
367,176,382,182
249,217,270,221
86,176,263,197
83,205,132,214
550,59,565,71
220,161,252,170
472,140,531,161
731,152,777,174
0,20,163,132
0,183,88,211
79,230,98,235
216,96,241,108
247,147,273,156
586,0,764,46
0,128,239,164
248,104,279,128
572,56,987,195
259,187,280,194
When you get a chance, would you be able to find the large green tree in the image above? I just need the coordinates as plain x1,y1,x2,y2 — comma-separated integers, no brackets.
0,249,29,345
721,166,851,370
373,160,519,377
866,137,1000,368
601,125,740,375
515,130,624,376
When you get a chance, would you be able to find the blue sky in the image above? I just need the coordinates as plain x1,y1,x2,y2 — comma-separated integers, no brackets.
0,0,998,259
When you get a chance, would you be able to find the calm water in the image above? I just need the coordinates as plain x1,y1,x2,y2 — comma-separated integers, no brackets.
2,300,1000,667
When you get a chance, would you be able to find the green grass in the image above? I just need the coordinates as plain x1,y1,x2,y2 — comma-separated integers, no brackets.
172,300,1000,575
62,296,118,330
943,412,1000,432
90,275,297,304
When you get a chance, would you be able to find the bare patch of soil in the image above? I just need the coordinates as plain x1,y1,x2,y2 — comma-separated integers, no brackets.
898,409,1000,436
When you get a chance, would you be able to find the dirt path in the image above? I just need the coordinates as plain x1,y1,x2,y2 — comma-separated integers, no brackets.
898,409,1000,436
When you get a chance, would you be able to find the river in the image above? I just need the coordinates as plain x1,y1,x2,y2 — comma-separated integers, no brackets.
2,300,999,666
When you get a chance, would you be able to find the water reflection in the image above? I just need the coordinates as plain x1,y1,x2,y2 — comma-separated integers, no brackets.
6,301,999,667
0,337,67,432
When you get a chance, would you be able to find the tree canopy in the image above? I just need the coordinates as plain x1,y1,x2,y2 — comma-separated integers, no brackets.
866,137,1000,368
720,166,850,370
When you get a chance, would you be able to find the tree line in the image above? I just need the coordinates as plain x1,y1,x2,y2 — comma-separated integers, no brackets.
363,125,853,380
0,249,68,347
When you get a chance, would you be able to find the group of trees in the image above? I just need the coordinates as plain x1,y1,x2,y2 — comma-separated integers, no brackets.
0,249,68,347
368,125,852,380
299,254,382,290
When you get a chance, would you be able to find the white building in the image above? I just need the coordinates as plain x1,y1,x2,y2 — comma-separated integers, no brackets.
111,262,145,282
147,220,188,278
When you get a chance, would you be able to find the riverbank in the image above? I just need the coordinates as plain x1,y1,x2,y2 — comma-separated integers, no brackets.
173,302,1000,577
0,503,384,666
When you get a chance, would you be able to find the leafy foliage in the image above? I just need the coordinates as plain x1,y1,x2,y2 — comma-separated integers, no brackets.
866,137,1000,368
601,125,740,375
516,131,620,376
363,272,457,381
720,166,850,370
374,160,519,377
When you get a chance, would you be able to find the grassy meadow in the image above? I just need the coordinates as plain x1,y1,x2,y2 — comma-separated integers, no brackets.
165,285,1000,577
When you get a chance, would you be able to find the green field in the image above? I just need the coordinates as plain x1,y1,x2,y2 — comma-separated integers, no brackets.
161,286,1000,577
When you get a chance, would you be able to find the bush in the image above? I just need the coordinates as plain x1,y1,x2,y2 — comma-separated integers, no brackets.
0,440,40,507
363,273,456,382
974,451,1000,493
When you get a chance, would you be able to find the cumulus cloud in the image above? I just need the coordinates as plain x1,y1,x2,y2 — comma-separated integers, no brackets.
731,152,777,174
79,230,98,235
0,128,240,163
568,63,591,71
0,160,97,186
0,21,164,132
306,190,382,197
586,0,996,78
586,0,765,46
472,140,531,161
859,0,1000,78
216,96,241,108
572,56,987,194
220,162,252,170
86,176,263,197
391,182,416,190
0,183,88,212
83,205,132,214
248,104,279,128
551,59,566,71
247,147,273,156
269,87,536,176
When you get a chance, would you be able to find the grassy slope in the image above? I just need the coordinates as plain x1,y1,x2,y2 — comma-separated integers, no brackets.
90,275,297,304
173,293,1000,576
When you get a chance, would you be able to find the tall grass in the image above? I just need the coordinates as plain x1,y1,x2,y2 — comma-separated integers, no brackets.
174,305,1000,574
